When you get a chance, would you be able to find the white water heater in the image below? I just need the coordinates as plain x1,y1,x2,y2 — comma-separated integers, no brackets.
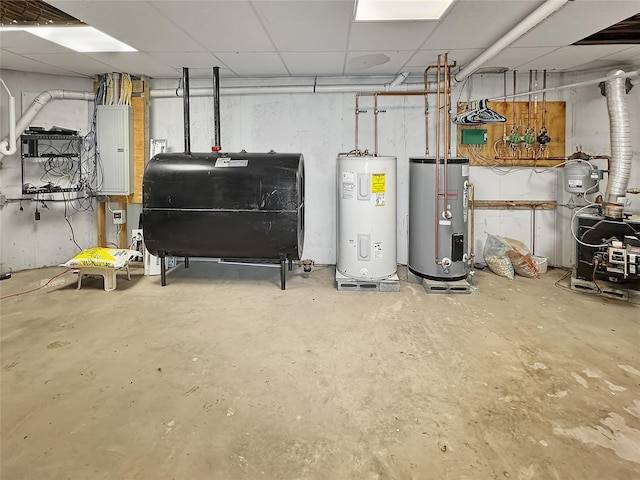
337,154,397,280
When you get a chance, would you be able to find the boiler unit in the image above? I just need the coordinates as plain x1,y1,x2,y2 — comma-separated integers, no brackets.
575,211,640,283
571,69,640,291
336,153,397,281
142,66,304,290
408,157,470,283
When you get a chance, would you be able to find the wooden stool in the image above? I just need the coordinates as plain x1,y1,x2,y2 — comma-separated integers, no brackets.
76,264,131,291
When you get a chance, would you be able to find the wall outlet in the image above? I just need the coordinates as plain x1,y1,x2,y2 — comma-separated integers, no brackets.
112,209,126,224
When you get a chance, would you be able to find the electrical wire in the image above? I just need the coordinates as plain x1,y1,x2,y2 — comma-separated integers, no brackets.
554,268,601,296
62,192,83,252
570,203,608,248
0,269,73,301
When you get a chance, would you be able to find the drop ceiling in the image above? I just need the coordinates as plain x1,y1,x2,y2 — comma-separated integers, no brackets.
1,0,639,79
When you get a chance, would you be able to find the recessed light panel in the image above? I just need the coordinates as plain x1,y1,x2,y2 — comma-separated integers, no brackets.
355,0,455,21
25,26,136,52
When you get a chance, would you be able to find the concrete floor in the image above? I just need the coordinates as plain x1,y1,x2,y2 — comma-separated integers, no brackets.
1,262,639,479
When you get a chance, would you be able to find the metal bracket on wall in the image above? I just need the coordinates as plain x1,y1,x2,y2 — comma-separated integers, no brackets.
471,200,556,210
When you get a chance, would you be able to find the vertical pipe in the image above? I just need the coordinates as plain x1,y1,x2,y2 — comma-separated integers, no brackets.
531,207,536,254
374,94,379,156
542,69,547,128
423,63,440,154
444,53,455,156
470,182,475,271
182,67,191,155
355,95,360,152
443,53,449,216
528,70,532,127
212,66,221,151
434,54,441,263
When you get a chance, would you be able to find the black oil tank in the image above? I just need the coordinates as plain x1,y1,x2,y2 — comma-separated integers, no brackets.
142,151,304,260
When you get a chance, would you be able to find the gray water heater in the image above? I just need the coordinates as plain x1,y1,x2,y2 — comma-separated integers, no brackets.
408,157,469,281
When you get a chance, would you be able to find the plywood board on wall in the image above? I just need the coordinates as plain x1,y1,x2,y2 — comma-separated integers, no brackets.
457,101,566,167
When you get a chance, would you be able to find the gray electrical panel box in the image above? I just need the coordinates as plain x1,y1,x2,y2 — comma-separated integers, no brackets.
97,105,133,195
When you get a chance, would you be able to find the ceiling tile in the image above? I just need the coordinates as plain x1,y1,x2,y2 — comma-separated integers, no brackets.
482,47,555,70
424,0,545,50
0,30,72,54
0,50,82,76
349,21,438,51
404,49,483,70
21,53,113,76
151,1,274,52
514,1,640,48
599,45,640,62
517,45,635,71
255,1,353,52
147,52,235,76
345,51,414,75
87,53,178,78
280,52,346,75
215,52,288,76
46,0,205,52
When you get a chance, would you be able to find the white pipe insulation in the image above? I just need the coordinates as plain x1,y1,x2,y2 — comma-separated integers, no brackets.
454,0,571,83
0,79,16,156
0,79,438,161
0,90,95,161
604,69,633,205
149,81,438,98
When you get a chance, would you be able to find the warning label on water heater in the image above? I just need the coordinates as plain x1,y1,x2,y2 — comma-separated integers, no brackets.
372,173,385,193
342,171,355,199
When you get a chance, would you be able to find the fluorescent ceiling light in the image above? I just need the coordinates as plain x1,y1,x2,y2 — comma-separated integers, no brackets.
355,0,455,21
23,26,136,52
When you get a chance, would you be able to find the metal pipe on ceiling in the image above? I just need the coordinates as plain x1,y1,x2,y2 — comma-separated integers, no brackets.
149,81,444,98
454,0,571,84
486,69,640,102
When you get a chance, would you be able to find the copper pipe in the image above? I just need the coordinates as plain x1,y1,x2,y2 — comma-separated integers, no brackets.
542,69,547,128
424,67,430,155
443,52,449,216
445,52,451,157
528,70,532,128
374,93,379,156
434,54,441,264
424,62,439,156
355,94,359,151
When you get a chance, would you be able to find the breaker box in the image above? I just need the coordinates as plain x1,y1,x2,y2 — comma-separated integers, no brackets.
97,105,133,195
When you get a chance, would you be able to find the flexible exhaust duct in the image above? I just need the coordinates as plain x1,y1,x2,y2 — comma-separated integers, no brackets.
604,69,632,217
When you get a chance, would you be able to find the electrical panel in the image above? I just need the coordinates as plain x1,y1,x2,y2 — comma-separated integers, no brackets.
97,105,133,195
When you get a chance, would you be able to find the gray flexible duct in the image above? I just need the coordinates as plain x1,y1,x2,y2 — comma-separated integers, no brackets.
605,69,632,204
